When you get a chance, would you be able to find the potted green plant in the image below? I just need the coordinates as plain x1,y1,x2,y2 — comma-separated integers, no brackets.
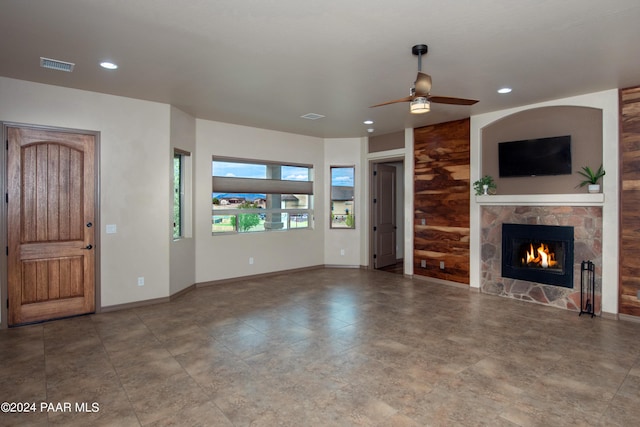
473,175,496,195
577,164,605,193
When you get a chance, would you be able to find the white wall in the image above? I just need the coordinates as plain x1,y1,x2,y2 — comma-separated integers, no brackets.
170,107,196,295
194,120,326,283
0,77,172,310
389,161,405,260
324,138,365,266
470,89,619,315
404,128,414,276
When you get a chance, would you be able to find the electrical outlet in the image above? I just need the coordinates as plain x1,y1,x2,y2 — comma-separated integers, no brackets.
421,218,426,226
440,261,445,270
137,277,144,286
340,249,345,256
249,257,254,265
420,260,426,268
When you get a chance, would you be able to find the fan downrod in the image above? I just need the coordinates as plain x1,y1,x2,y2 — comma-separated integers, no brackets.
411,44,428,56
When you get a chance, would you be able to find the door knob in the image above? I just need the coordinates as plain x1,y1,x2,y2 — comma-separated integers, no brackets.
86,222,93,228
83,244,93,250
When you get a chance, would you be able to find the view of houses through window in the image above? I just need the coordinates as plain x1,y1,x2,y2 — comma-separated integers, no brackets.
330,166,355,229
212,158,313,234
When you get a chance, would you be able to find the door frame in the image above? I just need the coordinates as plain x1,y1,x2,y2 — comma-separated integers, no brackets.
368,157,405,273
1,122,101,328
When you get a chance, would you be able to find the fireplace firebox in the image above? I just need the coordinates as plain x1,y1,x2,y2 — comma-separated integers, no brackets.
502,223,574,288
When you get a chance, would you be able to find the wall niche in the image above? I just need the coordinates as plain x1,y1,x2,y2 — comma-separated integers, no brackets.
481,106,603,195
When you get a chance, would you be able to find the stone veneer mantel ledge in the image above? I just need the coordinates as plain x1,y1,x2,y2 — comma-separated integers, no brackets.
476,193,604,206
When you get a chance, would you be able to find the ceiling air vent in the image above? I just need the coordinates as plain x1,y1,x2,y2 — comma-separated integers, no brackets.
40,57,75,72
300,113,325,120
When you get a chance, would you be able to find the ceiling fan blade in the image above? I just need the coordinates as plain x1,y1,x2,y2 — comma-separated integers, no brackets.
414,72,432,96
428,95,479,106
369,95,413,108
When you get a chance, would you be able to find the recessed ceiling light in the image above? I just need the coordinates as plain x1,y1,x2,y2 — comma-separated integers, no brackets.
100,61,118,70
363,120,374,125
498,87,512,94
367,128,375,133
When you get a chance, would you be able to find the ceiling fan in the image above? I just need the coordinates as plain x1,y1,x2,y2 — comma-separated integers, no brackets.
370,44,479,114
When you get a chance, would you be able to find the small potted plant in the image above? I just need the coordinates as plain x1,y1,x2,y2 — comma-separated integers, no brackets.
473,175,497,195
577,164,605,193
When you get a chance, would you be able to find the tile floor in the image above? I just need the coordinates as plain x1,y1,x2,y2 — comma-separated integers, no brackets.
1,268,639,426
376,260,404,275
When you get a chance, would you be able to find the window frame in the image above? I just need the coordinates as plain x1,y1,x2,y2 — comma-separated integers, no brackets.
173,148,192,240
330,165,356,229
212,156,314,235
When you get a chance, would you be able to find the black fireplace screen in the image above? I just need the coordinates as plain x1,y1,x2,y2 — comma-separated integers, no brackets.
502,223,574,288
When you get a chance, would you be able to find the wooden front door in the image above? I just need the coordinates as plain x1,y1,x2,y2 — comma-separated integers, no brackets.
7,125,96,326
373,163,397,269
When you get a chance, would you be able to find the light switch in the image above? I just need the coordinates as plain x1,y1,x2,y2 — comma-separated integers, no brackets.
106,224,117,234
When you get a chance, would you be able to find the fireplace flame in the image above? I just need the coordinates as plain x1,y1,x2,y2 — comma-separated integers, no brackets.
524,243,557,268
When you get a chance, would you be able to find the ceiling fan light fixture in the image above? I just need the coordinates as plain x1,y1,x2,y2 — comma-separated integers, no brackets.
370,44,477,111
410,97,430,114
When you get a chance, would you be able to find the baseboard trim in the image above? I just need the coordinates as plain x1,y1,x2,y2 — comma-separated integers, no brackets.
618,313,640,323
324,264,361,269
196,264,325,288
171,283,196,300
100,296,170,313
98,265,359,313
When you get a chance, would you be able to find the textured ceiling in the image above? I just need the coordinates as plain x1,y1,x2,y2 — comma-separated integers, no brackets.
1,0,639,138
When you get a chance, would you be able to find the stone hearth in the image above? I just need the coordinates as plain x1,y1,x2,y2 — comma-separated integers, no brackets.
480,205,602,312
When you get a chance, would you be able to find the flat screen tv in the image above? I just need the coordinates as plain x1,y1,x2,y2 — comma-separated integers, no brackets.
498,135,572,177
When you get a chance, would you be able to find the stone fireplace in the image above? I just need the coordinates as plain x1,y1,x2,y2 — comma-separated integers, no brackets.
470,94,618,316
480,205,602,312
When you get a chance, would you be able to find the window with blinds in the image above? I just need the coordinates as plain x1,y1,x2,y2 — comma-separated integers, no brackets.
212,157,313,234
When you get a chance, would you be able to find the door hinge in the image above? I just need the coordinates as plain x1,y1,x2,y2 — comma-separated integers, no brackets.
5,193,7,203
373,226,377,231
373,170,377,176
373,254,377,259
5,139,8,150
373,198,377,203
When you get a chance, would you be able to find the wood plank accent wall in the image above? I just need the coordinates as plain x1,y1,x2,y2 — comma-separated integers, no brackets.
620,86,640,316
414,118,470,284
